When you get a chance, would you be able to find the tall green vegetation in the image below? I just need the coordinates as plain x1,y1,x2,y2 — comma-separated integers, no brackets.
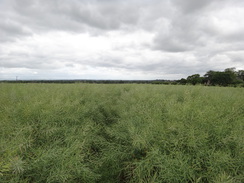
0,83,243,182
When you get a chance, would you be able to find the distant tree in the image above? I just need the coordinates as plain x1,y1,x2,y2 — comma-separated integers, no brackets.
185,67,243,87
152,81,163,84
204,69,236,86
224,67,236,73
237,70,244,81
187,74,202,85
178,78,187,85
224,67,237,81
215,72,235,86
204,70,215,80
203,70,214,85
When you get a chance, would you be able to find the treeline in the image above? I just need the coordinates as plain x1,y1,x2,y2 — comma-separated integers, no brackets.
1,67,243,87
0,79,154,84
178,67,244,87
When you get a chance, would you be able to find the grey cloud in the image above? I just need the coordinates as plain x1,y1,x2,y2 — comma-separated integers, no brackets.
153,37,192,52
4,0,176,36
1,0,244,80
172,0,213,13
0,59,57,69
225,51,244,67
125,58,207,77
152,15,204,52
225,32,244,43
0,16,32,42
10,0,143,33
72,55,125,70
152,0,244,54
0,51,62,70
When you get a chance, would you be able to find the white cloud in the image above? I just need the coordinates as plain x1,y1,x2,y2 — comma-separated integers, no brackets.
0,0,244,80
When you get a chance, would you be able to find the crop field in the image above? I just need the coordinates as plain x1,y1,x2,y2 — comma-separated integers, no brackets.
0,83,243,183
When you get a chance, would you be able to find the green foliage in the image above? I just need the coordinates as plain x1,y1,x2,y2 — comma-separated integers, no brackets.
237,70,244,81
180,67,244,87
204,68,243,86
187,74,203,85
178,78,187,85
0,83,244,182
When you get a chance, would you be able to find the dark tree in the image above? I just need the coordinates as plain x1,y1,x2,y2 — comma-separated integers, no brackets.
187,74,202,85
178,78,187,85
237,70,244,81
204,69,237,86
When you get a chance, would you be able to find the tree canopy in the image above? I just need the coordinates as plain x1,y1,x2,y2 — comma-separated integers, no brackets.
180,67,244,87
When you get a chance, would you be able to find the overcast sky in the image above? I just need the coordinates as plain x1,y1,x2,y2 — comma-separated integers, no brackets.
0,0,244,80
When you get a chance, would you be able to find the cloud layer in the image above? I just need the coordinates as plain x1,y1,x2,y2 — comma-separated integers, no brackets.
1,0,244,80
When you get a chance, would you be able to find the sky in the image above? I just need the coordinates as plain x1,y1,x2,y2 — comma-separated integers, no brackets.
0,0,244,80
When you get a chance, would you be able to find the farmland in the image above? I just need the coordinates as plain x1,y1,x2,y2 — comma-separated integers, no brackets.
0,83,243,183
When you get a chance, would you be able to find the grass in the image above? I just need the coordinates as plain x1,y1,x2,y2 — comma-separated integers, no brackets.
0,83,243,182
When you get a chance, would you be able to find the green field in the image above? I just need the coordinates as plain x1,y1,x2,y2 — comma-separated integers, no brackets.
0,83,243,183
